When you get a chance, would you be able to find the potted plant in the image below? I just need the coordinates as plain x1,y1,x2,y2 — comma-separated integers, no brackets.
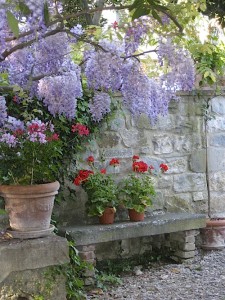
119,156,168,222
0,117,63,238
73,157,119,224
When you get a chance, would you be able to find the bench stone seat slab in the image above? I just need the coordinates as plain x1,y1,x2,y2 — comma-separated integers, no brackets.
61,213,206,246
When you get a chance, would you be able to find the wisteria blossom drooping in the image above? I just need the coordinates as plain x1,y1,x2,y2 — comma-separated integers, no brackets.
89,92,111,122
0,96,7,126
84,40,124,92
37,69,82,119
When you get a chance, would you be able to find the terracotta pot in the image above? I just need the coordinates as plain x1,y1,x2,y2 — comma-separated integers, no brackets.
0,181,60,239
128,209,145,222
201,219,225,250
99,207,115,225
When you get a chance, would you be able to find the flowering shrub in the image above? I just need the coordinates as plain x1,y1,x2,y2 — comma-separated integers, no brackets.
0,118,62,185
119,156,168,213
73,157,118,217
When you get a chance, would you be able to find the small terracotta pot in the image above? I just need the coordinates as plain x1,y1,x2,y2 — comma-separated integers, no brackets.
128,209,145,222
99,207,115,225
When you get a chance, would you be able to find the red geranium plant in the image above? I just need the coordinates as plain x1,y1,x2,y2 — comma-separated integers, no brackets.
119,156,168,213
73,157,119,217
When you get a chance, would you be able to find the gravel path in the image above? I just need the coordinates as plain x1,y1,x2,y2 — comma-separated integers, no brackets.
87,249,225,300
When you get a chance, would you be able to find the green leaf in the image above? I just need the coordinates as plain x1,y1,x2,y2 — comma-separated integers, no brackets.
132,6,150,20
18,2,31,16
152,9,163,24
6,11,19,37
43,1,50,26
129,0,143,11
0,209,6,215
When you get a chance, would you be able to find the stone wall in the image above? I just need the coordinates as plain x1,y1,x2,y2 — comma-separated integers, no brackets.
207,95,225,218
58,91,218,225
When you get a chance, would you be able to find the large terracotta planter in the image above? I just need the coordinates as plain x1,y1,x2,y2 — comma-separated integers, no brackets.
201,219,225,250
128,209,145,222
0,181,60,239
99,207,115,225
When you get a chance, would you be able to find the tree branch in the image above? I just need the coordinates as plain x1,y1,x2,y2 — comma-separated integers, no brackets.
123,49,158,59
1,27,64,62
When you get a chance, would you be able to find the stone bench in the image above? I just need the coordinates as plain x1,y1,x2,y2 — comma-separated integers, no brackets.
60,212,206,266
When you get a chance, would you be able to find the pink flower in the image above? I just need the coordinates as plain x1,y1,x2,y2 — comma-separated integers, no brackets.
71,123,89,136
112,21,118,29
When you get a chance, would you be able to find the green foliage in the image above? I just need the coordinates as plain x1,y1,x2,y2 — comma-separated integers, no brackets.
96,271,122,291
64,239,93,300
1,92,104,186
187,39,225,86
84,172,118,216
0,137,62,185
119,174,155,213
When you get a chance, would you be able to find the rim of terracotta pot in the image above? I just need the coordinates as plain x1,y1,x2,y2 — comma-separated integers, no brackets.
206,218,225,227
0,181,60,195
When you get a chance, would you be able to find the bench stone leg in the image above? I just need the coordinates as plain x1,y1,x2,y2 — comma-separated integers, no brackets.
168,229,199,262
77,245,96,286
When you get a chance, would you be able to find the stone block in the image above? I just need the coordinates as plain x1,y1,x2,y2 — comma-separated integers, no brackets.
179,243,195,251
207,148,225,172
82,245,96,252
103,148,133,158
79,251,95,261
165,157,188,174
173,173,207,193
174,250,195,259
0,267,67,300
152,134,173,154
209,134,225,147
192,191,208,201
0,235,69,283
211,96,225,115
84,277,95,286
189,149,206,173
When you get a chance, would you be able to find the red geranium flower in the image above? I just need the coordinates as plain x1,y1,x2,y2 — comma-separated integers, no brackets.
160,163,169,172
87,156,94,163
132,161,148,173
109,158,120,166
132,155,139,161
73,169,94,186
100,169,106,174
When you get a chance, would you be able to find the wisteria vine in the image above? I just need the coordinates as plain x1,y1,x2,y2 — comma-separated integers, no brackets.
0,1,195,125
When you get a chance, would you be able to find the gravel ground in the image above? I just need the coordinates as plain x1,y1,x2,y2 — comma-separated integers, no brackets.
86,249,225,300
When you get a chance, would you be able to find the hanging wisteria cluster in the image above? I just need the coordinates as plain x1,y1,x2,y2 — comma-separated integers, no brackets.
0,0,195,125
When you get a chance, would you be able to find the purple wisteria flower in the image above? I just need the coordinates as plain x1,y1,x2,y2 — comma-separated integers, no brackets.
0,133,18,147
37,69,82,119
89,92,111,122
0,96,7,126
